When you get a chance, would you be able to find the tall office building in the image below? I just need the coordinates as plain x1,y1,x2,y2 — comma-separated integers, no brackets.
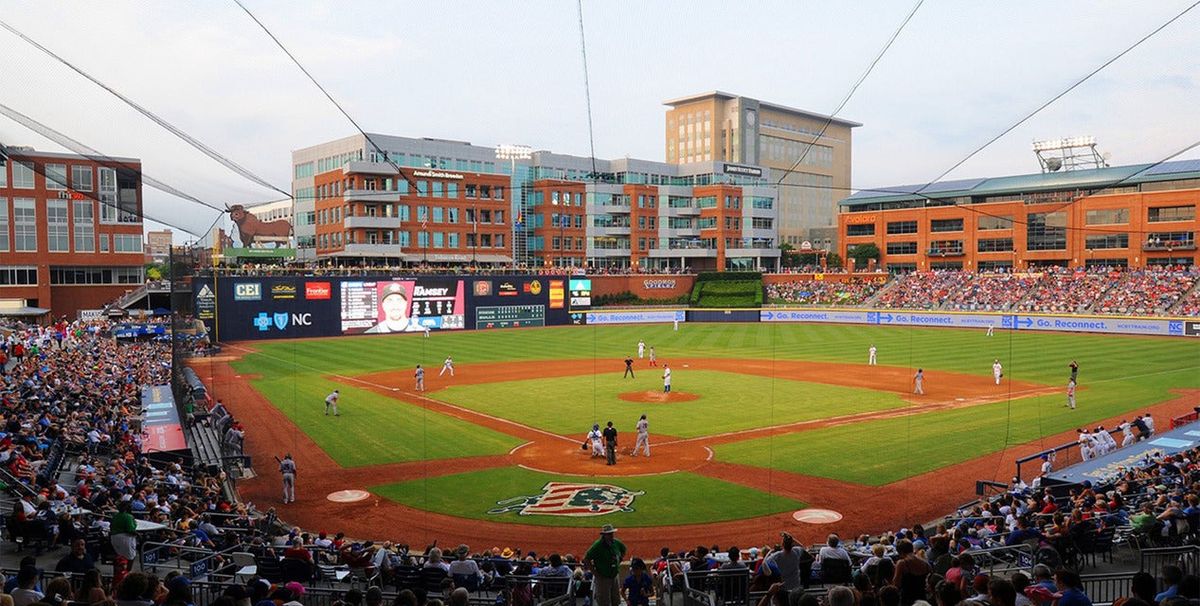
663,91,859,249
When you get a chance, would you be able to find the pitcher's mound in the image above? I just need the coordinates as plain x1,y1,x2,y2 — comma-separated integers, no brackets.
618,391,700,404
327,489,371,503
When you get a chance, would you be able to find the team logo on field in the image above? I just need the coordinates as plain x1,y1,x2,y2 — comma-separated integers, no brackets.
488,482,644,517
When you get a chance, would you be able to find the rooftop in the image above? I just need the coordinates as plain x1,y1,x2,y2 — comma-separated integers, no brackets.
663,90,862,128
840,158,1200,208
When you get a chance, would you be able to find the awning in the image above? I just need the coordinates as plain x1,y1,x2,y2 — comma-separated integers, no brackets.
0,306,50,317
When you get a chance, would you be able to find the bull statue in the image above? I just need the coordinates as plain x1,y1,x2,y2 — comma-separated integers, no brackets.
226,204,293,248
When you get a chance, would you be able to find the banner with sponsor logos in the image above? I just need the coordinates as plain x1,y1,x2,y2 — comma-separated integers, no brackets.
194,274,572,340
585,310,686,325
759,308,1195,337
141,385,188,453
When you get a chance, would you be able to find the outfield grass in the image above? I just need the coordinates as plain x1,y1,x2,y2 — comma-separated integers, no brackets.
229,323,1199,477
433,370,911,437
248,377,522,468
714,366,1199,486
370,466,804,527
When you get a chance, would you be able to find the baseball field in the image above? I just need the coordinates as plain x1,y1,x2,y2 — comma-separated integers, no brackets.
196,321,1199,551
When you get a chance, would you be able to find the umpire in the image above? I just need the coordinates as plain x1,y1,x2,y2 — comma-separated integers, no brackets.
603,421,618,466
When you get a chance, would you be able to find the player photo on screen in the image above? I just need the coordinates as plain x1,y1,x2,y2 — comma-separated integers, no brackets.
340,279,466,334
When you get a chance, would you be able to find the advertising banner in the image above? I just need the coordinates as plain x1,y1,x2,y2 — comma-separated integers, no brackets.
760,308,1194,337
141,385,187,453
586,310,686,325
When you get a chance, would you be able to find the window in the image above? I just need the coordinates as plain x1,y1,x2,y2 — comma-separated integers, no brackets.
930,218,964,232
417,231,429,247
977,238,1014,252
446,207,458,224
978,261,1013,271
1026,211,1067,251
1085,208,1129,225
45,164,67,190
928,240,964,254
71,200,95,252
977,215,1013,230
432,207,444,223
71,166,94,192
416,206,428,222
416,181,428,197
13,198,36,251
448,232,458,248
0,200,7,251
886,221,917,235
114,234,142,253
0,266,37,285
750,197,773,209
495,234,504,248
12,161,35,189
495,186,504,201
886,241,917,255
48,266,142,285
99,234,109,252
447,183,458,198
0,158,6,187
99,167,117,223
1148,205,1195,223
432,182,443,198
433,232,444,248
846,223,875,236
1084,233,1128,249
495,210,504,224
752,217,773,229
465,184,477,198
47,199,69,252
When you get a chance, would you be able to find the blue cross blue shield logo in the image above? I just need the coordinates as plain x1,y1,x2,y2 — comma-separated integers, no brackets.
273,312,289,331
253,313,271,332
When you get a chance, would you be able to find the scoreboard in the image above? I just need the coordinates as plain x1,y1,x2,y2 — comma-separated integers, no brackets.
476,305,546,329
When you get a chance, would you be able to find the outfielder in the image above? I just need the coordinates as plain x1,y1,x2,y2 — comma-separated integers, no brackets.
440,356,455,377
868,345,877,366
632,414,650,457
992,359,1003,385
279,453,297,503
325,390,340,416
913,368,924,395
415,365,426,391
986,324,994,337
637,340,646,359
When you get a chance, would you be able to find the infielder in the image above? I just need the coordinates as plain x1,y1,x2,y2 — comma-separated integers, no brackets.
1066,378,1076,409
913,368,924,395
992,359,1003,385
632,414,650,457
868,345,877,366
439,356,455,377
637,340,646,359
588,424,605,458
325,389,340,416
415,365,426,391
279,453,297,503
648,346,657,367
662,364,672,394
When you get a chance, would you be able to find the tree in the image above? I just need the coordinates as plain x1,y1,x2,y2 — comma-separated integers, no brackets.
847,243,880,268
779,243,798,268
145,261,170,280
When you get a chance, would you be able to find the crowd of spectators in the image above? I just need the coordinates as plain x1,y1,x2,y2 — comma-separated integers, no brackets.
876,272,973,310
1092,269,1200,316
767,279,884,306
1017,269,1121,315
941,274,1041,312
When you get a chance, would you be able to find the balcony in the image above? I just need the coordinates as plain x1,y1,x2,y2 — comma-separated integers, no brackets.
1143,241,1196,252
344,215,403,229
343,189,400,203
593,225,631,236
340,243,408,258
924,248,965,257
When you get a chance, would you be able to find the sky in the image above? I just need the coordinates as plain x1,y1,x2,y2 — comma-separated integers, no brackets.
0,0,1196,241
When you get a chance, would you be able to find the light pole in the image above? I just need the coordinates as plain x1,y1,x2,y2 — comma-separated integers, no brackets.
495,144,532,267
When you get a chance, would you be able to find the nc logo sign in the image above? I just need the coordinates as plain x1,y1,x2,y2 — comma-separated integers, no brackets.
253,312,314,332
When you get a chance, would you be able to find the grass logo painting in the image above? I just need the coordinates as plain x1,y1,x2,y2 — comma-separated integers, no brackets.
488,482,645,516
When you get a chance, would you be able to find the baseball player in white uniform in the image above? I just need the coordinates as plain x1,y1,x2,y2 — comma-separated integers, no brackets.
673,317,679,331
587,424,604,458
986,324,994,337
1119,420,1135,447
637,340,646,359
1077,429,1093,461
662,364,672,394
439,356,455,377
993,360,1003,385
325,390,340,416
632,414,650,457
868,345,877,366
1144,413,1155,436
1066,378,1077,409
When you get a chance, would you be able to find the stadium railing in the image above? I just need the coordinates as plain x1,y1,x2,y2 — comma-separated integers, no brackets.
1079,571,1137,606
1140,545,1200,575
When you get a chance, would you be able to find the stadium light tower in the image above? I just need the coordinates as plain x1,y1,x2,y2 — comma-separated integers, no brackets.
496,144,533,267
1032,136,1109,173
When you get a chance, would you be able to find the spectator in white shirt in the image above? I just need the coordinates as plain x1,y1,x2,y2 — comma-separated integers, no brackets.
818,534,851,563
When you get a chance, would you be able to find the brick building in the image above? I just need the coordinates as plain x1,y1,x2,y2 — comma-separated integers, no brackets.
0,147,144,318
838,160,1200,271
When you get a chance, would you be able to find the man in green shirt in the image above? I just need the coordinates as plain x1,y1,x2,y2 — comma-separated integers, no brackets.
585,524,626,606
110,501,138,561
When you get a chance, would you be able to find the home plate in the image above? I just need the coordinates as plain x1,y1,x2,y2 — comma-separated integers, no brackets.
793,509,843,524
327,489,371,503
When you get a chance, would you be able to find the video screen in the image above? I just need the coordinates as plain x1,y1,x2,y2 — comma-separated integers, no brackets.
340,279,466,334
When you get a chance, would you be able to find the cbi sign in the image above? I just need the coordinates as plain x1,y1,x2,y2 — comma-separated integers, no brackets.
234,282,262,301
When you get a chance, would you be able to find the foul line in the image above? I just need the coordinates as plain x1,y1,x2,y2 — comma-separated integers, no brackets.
517,463,682,478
